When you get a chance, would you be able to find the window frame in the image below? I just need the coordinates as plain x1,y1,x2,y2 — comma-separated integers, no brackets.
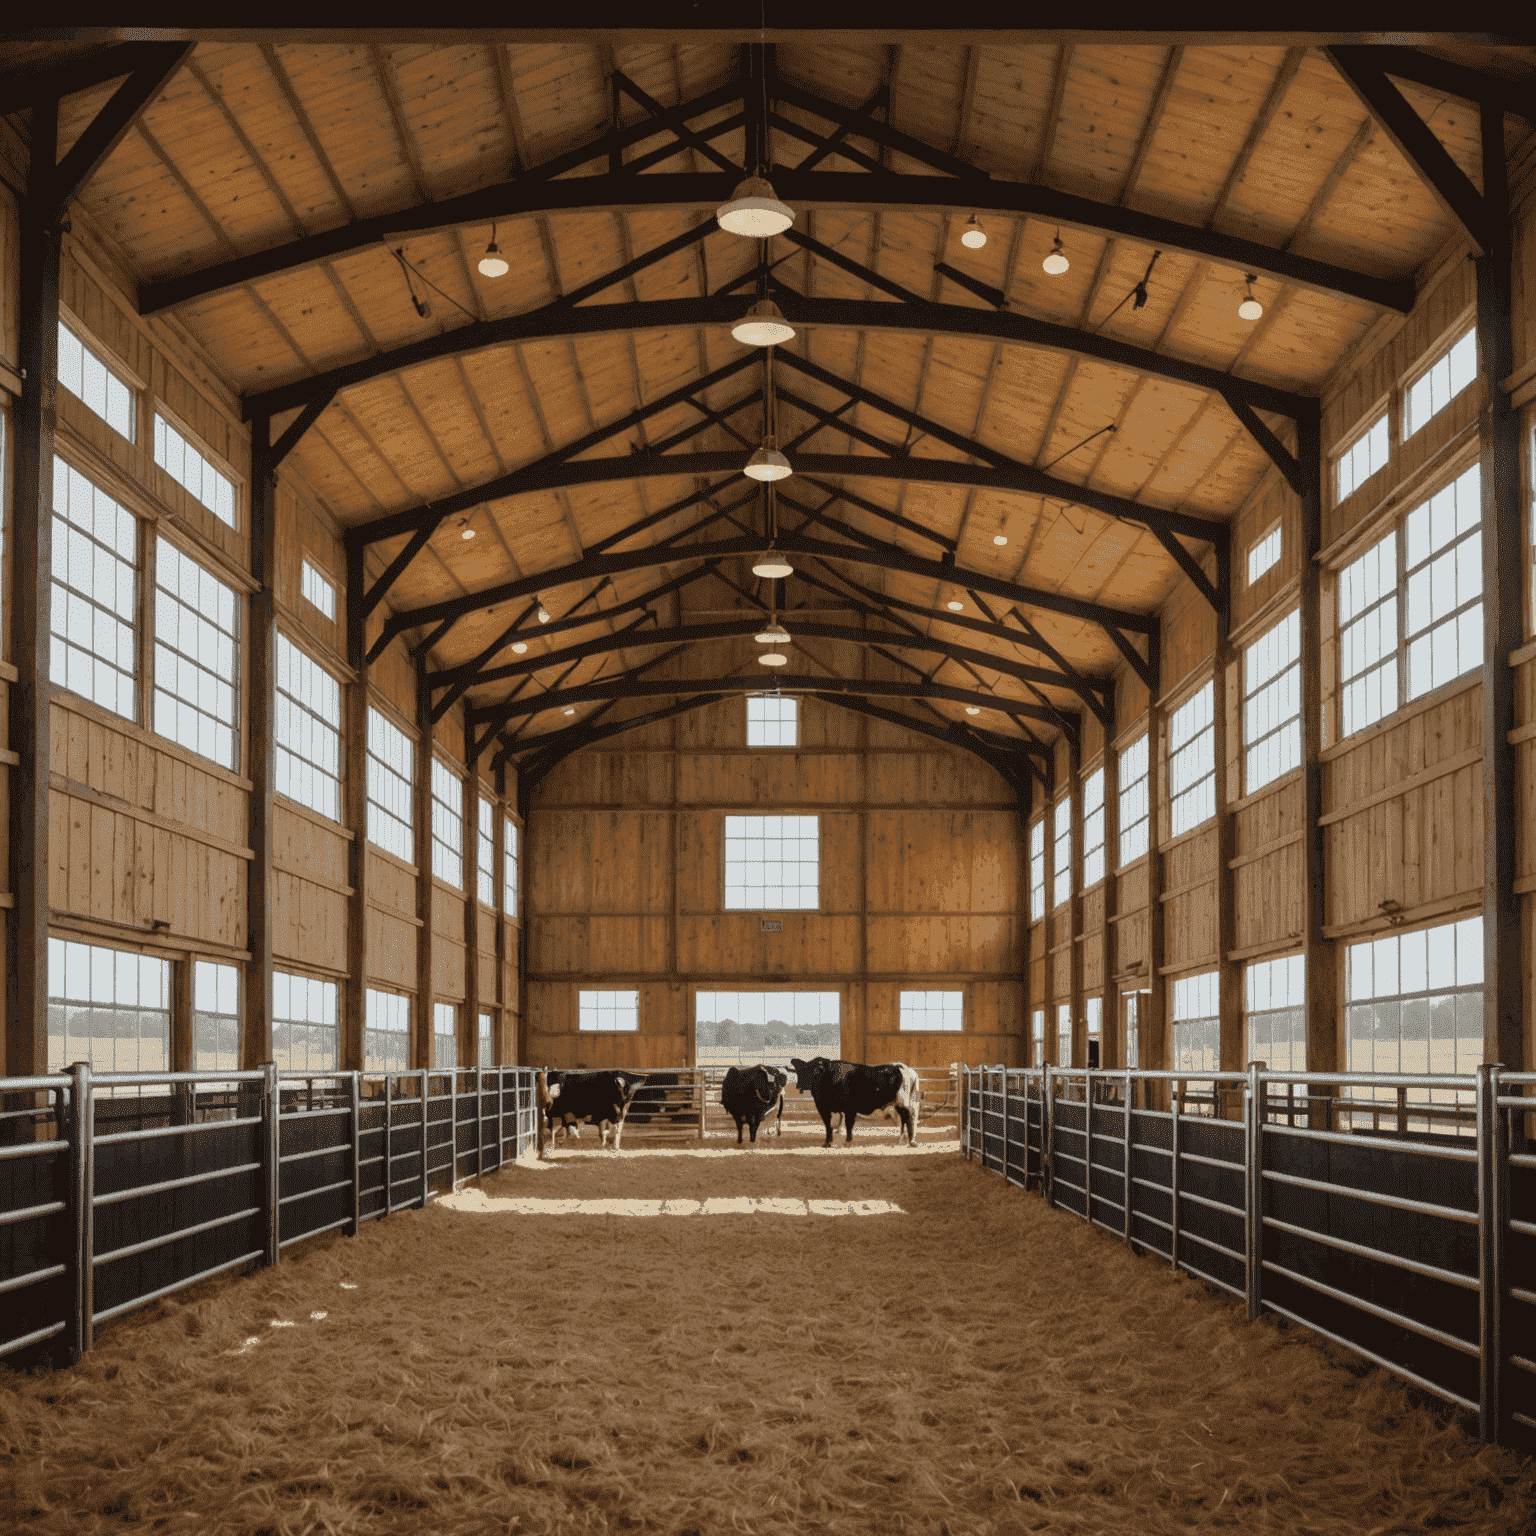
1242,609,1301,796
1333,411,1390,504
1117,734,1149,868
430,756,465,889
1028,816,1046,922
57,316,137,443
504,817,520,919
1051,795,1072,910
273,968,339,1075
722,813,820,912
1081,766,1105,890
274,631,343,822
152,533,241,771
300,556,336,621
152,405,240,531
1403,325,1477,441
365,704,414,863
1246,522,1282,586
746,694,797,747
897,990,964,1033
578,989,640,1032
364,985,411,1075
1167,680,1216,838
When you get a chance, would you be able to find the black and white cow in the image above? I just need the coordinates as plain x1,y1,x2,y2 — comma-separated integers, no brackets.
537,1070,641,1152
720,1064,787,1145
788,1057,921,1147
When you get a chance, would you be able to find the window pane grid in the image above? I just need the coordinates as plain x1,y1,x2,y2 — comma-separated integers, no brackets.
1335,414,1389,501
898,990,963,1032
154,413,236,528
478,1011,494,1068
1057,1002,1072,1068
365,707,414,862
504,819,519,919
1170,969,1220,1082
1030,1008,1045,1067
364,987,409,1074
1247,525,1281,585
192,959,241,1083
1052,796,1071,908
1118,736,1149,867
275,635,341,821
47,938,170,1088
50,459,138,722
1029,818,1046,921
1405,330,1477,439
431,759,464,888
1243,611,1300,794
1082,768,1105,888
1339,532,1398,737
153,537,239,769
1168,682,1215,837
747,695,797,747
1403,463,1482,702
273,970,338,1075
695,991,839,1067
300,558,336,619
1246,954,1306,1074
434,1001,457,1069
723,814,819,910
579,989,639,1031
58,322,134,441
477,798,495,906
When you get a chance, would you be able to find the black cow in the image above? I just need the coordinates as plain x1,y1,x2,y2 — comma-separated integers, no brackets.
788,1057,921,1147
537,1070,641,1152
720,1065,787,1145
625,1071,690,1126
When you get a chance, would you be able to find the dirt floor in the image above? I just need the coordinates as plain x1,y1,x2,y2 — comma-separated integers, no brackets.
3,1140,1533,1535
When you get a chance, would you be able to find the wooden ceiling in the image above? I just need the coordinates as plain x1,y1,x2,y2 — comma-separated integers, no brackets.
10,33,1534,782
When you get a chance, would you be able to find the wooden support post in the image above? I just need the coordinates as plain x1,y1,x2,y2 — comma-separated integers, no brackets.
343,539,369,1074
463,715,481,1072
1477,102,1524,1074
1067,735,1084,1069
1144,621,1168,1092
1213,569,1243,1105
415,659,436,1068
245,416,277,1068
494,762,507,1067
1098,680,1119,1068
7,96,60,1077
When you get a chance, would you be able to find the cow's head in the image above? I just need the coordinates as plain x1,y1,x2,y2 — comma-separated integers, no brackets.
788,1058,818,1091
766,1066,787,1094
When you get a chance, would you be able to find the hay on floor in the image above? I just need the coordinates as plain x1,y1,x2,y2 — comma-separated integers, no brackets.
3,1151,1532,1535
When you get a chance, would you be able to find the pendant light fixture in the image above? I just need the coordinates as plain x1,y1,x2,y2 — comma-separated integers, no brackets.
459,518,476,541
755,617,791,645
744,346,793,482
511,641,528,654
1238,274,1263,321
732,296,796,347
960,214,987,250
965,705,982,716
717,175,794,237
537,603,551,624
562,706,577,716
752,548,793,579
758,650,789,667
1042,231,1070,276
947,599,964,612
993,533,1008,547
478,224,509,279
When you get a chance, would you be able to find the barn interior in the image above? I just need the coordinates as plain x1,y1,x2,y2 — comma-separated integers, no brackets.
2,19,1536,1533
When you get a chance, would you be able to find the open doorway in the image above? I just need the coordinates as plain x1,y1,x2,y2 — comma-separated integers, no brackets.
693,990,841,1070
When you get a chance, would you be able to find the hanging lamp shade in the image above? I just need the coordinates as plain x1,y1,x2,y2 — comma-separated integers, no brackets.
716,175,795,237
960,214,987,249
478,244,509,278
965,705,982,716
1042,234,1070,276
744,442,793,482
752,550,794,580
1238,275,1263,321
758,651,789,667
511,641,528,654
755,620,791,644
731,298,796,347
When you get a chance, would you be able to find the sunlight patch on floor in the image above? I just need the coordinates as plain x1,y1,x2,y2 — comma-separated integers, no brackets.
439,1189,907,1217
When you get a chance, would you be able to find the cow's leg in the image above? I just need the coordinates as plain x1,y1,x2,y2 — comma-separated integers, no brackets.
845,1111,857,1142
897,1105,913,1144
748,1115,759,1144
735,1117,744,1145
772,1097,783,1135
820,1108,834,1147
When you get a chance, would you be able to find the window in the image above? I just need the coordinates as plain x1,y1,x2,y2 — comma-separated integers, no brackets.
1247,524,1281,585
478,1012,494,1068
1405,329,1477,439
1335,414,1389,502
695,991,840,1067
747,695,796,747
1029,817,1046,921
1345,917,1482,1130
51,459,138,721
47,939,169,1077
1052,797,1071,908
504,819,520,919
431,759,464,888
272,970,338,1075
1168,682,1215,837
1086,996,1102,1067
366,707,414,862
434,1002,457,1070
1339,531,1398,736
723,814,819,910
1118,736,1149,866
1247,954,1305,1073
1031,1009,1045,1068
300,557,335,620
1124,992,1143,1070
1243,611,1300,794
476,799,496,906
1404,463,1481,701
1081,768,1105,888
1170,971,1219,1079
154,412,236,528
192,960,240,1077
1339,463,1482,740
275,635,341,820
579,990,639,1032
58,322,134,441
365,988,410,1074
154,537,239,769
899,990,963,1032
1057,1003,1072,1068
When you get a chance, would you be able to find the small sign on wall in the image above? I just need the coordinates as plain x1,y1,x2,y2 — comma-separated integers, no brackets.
760,919,783,932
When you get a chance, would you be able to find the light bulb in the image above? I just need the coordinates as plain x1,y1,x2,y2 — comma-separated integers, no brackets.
965,705,981,716
537,607,550,624
511,641,528,654
716,176,794,238
562,706,576,716
947,599,964,612
1042,234,1069,276
731,298,796,347
1238,275,1262,321
752,552,794,580
993,534,1008,547
960,214,986,250
744,443,793,482
478,244,508,278
755,621,791,644
758,651,789,667
460,525,476,540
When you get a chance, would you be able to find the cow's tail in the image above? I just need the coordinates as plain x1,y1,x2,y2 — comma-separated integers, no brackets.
896,1064,920,1145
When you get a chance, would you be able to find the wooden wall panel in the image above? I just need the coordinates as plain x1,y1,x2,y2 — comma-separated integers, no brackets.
272,868,346,973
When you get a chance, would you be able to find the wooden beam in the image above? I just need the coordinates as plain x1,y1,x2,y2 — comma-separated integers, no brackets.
5,96,59,1077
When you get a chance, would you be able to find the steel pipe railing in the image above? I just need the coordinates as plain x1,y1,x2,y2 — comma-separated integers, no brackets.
962,1061,1530,1451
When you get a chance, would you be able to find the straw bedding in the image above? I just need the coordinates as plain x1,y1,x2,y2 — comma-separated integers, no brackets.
3,1143,1532,1535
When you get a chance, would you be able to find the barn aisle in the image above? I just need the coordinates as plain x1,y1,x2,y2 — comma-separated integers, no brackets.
4,1153,1531,1536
